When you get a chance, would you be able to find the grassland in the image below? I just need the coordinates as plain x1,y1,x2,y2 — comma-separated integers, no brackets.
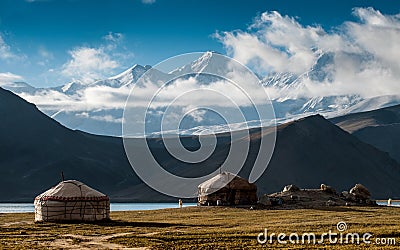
1,205,400,249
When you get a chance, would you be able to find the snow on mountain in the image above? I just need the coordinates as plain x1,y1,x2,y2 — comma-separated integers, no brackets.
304,52,335,82
170,51,215,75
261,51,399,120
262,72,297,89
23,63,175,136
50,64,153,95
4,51,400,137
343,95,400,114
147,120,271,137
42,65,156,135
97,64,152,87
1,81,38,95
50,81,85,95
262,52,334,96
170,51,231,79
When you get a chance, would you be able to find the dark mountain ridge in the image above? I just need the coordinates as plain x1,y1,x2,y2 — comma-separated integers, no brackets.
254,115,400,198
0,88,142,201
1,87,400,201
331,104,400,163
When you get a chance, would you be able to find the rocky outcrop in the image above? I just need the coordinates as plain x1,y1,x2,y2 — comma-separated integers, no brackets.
258,183,376,209
282,184,300,193
350,184,371,200
320,184,336,194
339,184,374,204
258,194,272,206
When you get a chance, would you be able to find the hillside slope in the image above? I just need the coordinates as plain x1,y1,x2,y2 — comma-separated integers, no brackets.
0,88,145,201
331,104,400,162
1,87,399,201
251,115,400,198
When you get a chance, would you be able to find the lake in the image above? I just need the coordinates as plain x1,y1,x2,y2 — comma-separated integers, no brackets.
376,201,400,207
0,203,197,213
0,202,398,213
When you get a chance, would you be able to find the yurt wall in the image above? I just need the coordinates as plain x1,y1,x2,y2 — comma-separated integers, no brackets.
198,172,257,206
34,180,110,222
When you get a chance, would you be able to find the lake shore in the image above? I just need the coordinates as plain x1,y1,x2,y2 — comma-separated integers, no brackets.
1,206,400,249
0,203,198,213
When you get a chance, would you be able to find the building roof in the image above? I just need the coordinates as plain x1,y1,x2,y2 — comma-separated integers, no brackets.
35,180,109,201
198,172,256,194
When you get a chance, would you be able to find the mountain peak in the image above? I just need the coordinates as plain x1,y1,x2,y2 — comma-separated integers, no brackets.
170,51,226,76
108,64,149,81
0,81,37,95
88,64,152,88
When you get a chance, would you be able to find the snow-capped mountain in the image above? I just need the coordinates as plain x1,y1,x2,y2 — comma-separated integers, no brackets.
3,51,400,137
260,51,399,121
48,64,158,135
0,81,38,95
51,64,155,95
96,64,152,87
52,81,85,95
171,51,225,76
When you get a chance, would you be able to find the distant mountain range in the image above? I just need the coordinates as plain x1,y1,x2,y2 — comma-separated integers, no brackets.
1,87,399,201
332,104,400,163
2,51,400,136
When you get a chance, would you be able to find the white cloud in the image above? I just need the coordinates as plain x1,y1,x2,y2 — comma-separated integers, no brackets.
0,72,24,85
0,35,22,61
103,32,124,43
218,8,400,99
37,46,54,66
92,114,123,123
217,11,359,75
141,0,155,4
77,112,122,123
58,32,134,84
183,106,206,122
19,84,132,112
18,53,272,135
38,46,53,59
18,73,265,113
61,47,120,84
19,89,82,111
346,8,400,70
102,32,129,52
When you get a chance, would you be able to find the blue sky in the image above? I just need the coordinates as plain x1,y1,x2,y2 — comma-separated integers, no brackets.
0,0,399,87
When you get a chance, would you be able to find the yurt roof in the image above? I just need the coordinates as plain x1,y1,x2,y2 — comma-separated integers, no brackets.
35,180,109,201
198,172,255,194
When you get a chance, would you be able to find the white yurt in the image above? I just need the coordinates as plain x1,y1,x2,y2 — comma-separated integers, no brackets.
34,180,110,222
198,172,257,206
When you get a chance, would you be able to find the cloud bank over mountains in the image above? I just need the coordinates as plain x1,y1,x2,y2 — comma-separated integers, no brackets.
0,72,24,84
1,8,400,136
61,47,120,85
218,7,400,99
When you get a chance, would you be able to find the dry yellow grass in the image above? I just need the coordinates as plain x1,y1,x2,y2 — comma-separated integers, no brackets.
0,205,399,249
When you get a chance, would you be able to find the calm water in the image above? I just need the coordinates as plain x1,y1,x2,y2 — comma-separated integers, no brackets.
376,201,400,207
1,202,398,213
0,203,197,213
